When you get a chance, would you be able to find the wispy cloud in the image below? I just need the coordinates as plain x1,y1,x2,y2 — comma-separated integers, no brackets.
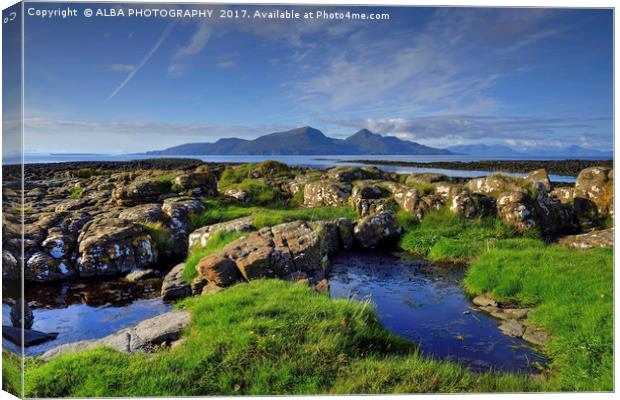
169,22,211,76
215,60,236,69
109,63,135,72
107,21,177,101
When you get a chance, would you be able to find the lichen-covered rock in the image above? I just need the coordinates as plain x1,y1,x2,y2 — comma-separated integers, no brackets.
188,217,253,249
161,263,191,301
76,218,158,277
2,250,19,280
161,197,206,255
406,173,448,185
533,183,577,234
353,212,402,249
550,187,574,204
349,182,392,217
450,191,477,218
25,251,75,282
524,169,551,192
467,174,525,196
381,182,419,214
574,167,613,228
434,182,463,200
497,191,538,233
112,179,164,206
558,228,613,249
118,204,167,225
224,188,249,202
303,179,352,207
172,172,218,196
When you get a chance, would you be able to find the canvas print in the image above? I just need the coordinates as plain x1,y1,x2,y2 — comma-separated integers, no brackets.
1,1,614,397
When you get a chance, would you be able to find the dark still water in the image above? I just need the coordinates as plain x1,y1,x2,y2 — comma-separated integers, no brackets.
329,252,545,373
2,278,171,356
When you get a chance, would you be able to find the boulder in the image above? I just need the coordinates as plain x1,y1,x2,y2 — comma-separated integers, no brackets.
188,217,253,249
195,254,241,287
224,188,249,202
41,311,191,361
533,183,577,234
349,182,392,217
303,179,352,207
524,169,551,192
472,294,497,307
550,187,574,204
327,166,381,182
497,191,538,233
467,174,525,196
76,218,158,277
118,204,167,225
2,250,19,280
434,182,463,200
161,197,206,255
574,167,613,228
11,300,34,329
406,173,448,185
381,182,420,215
353,212,402,249
161,263,192,301
112,179,164,206
450,191,477,218
172,172,218,196
25,251,75,282
558,228,613,249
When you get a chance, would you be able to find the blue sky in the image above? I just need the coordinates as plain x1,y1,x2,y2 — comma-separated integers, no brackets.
20,4,612,153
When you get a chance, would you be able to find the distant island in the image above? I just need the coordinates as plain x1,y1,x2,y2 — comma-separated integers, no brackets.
146,126,452,156
145,126,612,158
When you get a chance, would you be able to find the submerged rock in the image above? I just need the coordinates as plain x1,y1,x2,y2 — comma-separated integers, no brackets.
41,310,191,361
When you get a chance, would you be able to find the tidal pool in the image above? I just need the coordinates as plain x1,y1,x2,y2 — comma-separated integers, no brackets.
2,278,171,356
329,252,545,373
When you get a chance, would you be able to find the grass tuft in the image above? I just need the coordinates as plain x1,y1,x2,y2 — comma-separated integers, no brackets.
70,186,84,199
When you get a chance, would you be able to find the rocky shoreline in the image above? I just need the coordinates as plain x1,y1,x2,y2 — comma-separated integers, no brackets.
325,158,613,178
2,159,613,356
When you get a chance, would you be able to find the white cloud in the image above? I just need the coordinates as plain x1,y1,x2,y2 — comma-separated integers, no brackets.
169,22,211,76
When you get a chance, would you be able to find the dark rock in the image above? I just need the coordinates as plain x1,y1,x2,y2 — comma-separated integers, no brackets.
353,212,402,249
161,263,192,301
3,326,58,347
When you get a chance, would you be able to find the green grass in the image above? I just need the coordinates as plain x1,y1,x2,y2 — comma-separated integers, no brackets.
2,349,21,397
190,200,357,232
399,207,523,262
464,241,613,391
70,186,84,199
157,172,182,194
406,181,436,195
24,280,538,397
183,230,248,284
143,222,173,256
236,179,283,205
219,164,256,187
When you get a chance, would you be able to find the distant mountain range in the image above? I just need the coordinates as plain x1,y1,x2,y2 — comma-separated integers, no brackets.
146,126,612,158
147,126,453,156
446,144,612,159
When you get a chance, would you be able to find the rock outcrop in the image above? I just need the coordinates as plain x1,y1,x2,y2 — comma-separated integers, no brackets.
161,263,192,301
558,228,613,249
303,180,352,207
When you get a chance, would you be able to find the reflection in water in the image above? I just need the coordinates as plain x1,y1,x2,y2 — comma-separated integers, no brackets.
329,252,545,373
2,278,171,355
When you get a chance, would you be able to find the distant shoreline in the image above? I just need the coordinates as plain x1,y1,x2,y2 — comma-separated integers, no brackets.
322,158,613,177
